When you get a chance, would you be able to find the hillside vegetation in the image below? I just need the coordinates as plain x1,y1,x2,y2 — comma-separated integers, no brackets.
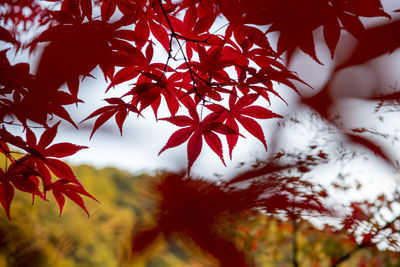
0,163,398,267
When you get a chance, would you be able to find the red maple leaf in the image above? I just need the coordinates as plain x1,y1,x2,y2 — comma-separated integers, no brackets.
159,98,236,172
44,179,97,217
82,97,140,138
0,170,14,220
207,89,282,159
20,122,87,186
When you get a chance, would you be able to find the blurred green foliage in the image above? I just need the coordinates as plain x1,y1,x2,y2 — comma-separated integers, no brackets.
0,163,399,266
0,163,212,267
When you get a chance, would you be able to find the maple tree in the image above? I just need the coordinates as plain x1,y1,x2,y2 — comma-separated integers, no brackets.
1,0,400,265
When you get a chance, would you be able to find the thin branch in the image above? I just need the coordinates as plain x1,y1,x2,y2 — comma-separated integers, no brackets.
292,218,299,267
2,121,47,129
157,0,202,100
330,214,400,267
174,32,221,46
330,243,368,267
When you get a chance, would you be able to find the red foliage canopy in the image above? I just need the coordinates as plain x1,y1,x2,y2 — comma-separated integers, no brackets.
0,0,397,226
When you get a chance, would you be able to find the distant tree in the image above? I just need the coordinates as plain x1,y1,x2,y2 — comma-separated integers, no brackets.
1,0,400,266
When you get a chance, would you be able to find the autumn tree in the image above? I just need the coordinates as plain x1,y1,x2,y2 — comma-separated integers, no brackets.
1,0,400,266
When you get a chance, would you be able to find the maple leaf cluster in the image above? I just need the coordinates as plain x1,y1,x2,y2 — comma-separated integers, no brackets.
0,122,96,219
0,0,395,222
